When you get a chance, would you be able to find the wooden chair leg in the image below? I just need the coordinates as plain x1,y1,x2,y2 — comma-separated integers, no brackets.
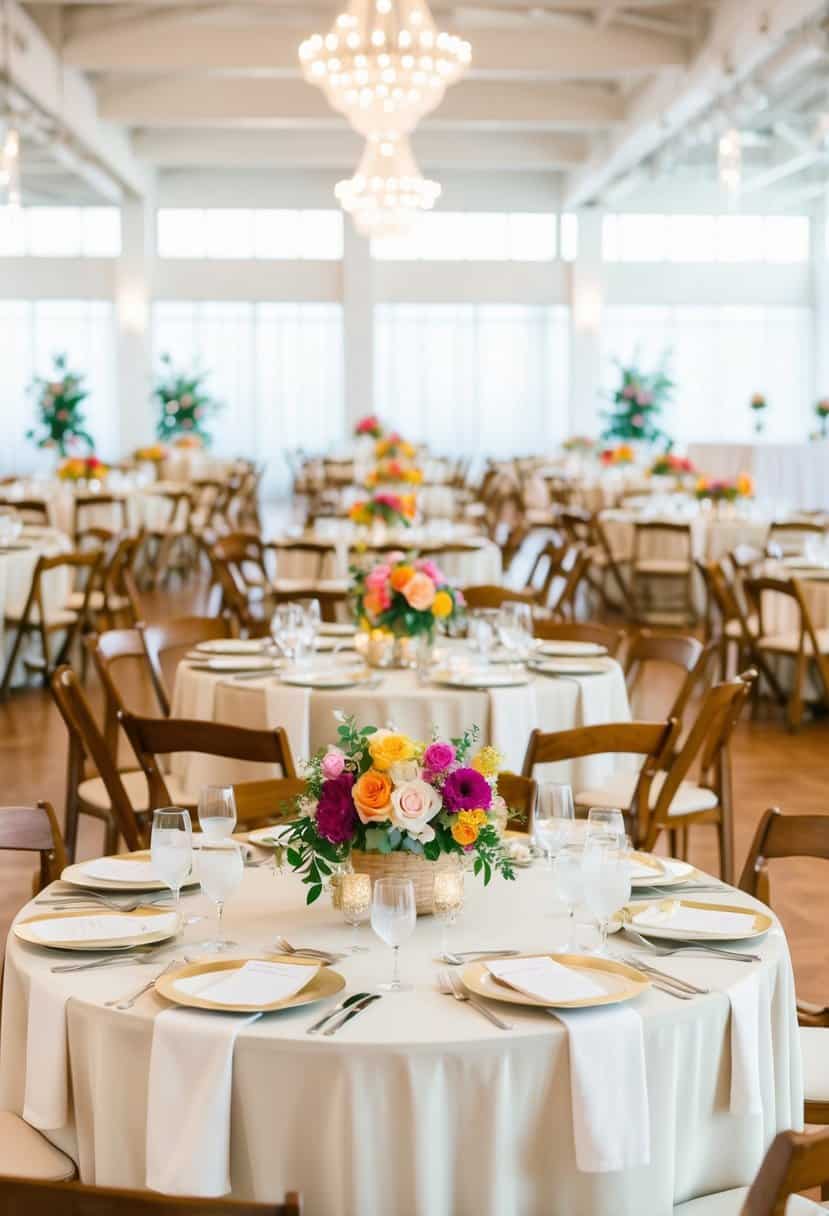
103,814,119,856
0,621,26,698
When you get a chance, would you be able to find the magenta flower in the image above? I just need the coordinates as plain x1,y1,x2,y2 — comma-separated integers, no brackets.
315,773,357,844
321,747,346,780
423,741,456,774
442,767,492,812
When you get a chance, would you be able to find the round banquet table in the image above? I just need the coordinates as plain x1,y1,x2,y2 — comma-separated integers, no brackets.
169,654,631,800
0,866,802,1215
1,478,186,538
0,526,71,685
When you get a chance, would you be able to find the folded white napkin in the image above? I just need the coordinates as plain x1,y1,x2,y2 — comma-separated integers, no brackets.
146,1005,257,1197
489,683,538,772
633,903,756,938
195,640,265,655
23,969,71,1130
487,956,603,1004
198,657,274,672
174,960,318,1009
728,967,773,1116
263,682,311,764
79,858,157,883
26,912,176,944
629,857,666,881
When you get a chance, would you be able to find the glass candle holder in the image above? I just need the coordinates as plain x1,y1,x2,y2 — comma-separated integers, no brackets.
432,868,464,957
341,872,372,952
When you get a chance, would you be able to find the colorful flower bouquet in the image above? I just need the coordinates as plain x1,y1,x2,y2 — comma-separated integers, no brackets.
154,353,220,447
57,455,109,482
351,553,463,639
286,717,515,906
364,459,423,488
134,443,168,463
649,453,696,477
173,434,204,450
694,473,754,503
603,355,674,447
750,392,767,435
563,436,597,454
599,443,635,467
26,353,95,457
348,491,417,528
376,432,416,461
355,414,383,439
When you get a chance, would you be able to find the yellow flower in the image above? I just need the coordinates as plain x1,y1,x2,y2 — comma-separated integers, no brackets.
431,590,453,619
736,473,754,498
368,732,417,772
470,746,502,778
451,809,489,846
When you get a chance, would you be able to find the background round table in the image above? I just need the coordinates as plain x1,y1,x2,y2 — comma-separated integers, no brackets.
0,526,71,685
0,866,801,1216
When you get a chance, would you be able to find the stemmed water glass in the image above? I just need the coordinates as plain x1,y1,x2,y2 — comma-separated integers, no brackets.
468,610,498,666
581,841,632,956
586,807,626,849
150,807,193,920
552,843,583,953
270,603,306,666
371,877,416,992
197,785,237,842
498,601,533,657
197,841,245,952
533,782,575,868
298,598,321,652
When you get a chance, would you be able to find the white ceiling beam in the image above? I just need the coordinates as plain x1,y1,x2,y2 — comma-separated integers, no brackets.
98,76,625,129
741,148,827,193
132,126,588,170
64,21,688,78
563,0,829,208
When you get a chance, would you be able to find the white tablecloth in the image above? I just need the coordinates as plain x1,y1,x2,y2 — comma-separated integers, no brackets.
687,442,829,512
169,657,631,799
0,867,802,1214
1,479,182,538
0,528,71,685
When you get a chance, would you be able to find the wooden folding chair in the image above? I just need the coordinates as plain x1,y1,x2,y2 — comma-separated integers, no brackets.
462,585,537,611
542,543,591,620
496,772,537,835
73,494,129,544
1,549,103,697
742,1126,829,1213
738,806,829,1127
0,1178,301,1215
142,615,233,711
532,619,627,658
631,520,696,625
0,498,50,527
0,801,66,894
141,489,194,588
766,519,827,558
623,630,706,726
230,777,307,829
559,508,635,615
743,575,829,730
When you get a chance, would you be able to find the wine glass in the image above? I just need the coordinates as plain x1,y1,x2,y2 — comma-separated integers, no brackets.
299,598,321,651
432,867,464,958
582,842,632,956
469,610,497,665
197,785,237,842
197,841,244,952
370,877,416,992
150,807,192,919
533,782,575,868
340,872,372,953
586,807,626,849
498,602,533,657
271,603,304,665
552,843,583,953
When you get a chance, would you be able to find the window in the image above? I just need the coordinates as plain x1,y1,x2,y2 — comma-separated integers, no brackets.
0,300,117,476
601,305,812,442
371,212,561,261
0,207,121,257
156,210,343,260
603,213,809,263
375,304,570,454
152,302,345,493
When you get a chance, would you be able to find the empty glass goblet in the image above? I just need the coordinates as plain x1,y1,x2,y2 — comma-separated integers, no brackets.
371,877,416,992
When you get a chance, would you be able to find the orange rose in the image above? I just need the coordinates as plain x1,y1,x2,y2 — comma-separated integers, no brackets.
390,564,415,591
352,769,393,824
451,820,478,847
402,572,436,611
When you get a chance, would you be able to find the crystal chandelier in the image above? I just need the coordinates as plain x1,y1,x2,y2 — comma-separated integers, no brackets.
335,133,440,237
718,127,741,196
299,0,471,137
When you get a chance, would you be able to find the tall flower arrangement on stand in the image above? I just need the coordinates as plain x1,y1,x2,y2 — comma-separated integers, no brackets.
355,414,384,439
348,491,417,528
603,354,674,448
749,393,767,435
153,353,221,447
814,399,829,440
26,354,95,457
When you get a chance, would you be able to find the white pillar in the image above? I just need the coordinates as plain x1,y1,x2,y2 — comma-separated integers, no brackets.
567,209,605,437
115,183,156,455
341,217,374,435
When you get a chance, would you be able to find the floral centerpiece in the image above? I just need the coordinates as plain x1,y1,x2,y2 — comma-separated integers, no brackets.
355,414,383,439
563,436,596,454
376,432,416,461
349,491,417,528
694,473,754,503
57,455,109,483
603,354,674,447
352,553,463,637
134,443,168,464
750,392,767,435
599,443,635,467
154,353,220,447
815,399,829,440
287,716,515,911
365,459,423,488
649,453,696,478
173,434,203,450
26,354,95,457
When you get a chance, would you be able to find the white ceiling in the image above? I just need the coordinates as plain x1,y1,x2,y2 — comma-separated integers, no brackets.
4,0,829,208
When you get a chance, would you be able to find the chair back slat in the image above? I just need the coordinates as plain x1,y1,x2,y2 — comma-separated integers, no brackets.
741,1127,829,1216
531,619,627,657
738,806,829,906
496,772,537,834
461,585,537,610
230,778,307,828
142,616,232,712
0,802,66,891
0,1178,302,1216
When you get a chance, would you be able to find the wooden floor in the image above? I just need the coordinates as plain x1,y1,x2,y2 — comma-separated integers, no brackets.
0,583,827,1005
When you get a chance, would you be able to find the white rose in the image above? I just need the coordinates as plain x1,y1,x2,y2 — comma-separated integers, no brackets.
388,759,421,786
390,779,442,842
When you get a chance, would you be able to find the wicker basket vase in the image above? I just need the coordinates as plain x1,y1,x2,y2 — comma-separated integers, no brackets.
350,849,453,915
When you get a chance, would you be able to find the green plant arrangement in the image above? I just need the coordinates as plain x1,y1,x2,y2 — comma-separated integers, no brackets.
814,398,829,440
153,353,221,447
603,353,674,447
26,353,94,457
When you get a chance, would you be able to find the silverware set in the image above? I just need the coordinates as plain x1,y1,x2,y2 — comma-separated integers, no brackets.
51,945,174,974
441,949,520,965
437,968,513,1029
306,991,382,1035
622,927,760,962
104,959,181,1010
614,953,710,1000
274,936,346,964
36,893,175,913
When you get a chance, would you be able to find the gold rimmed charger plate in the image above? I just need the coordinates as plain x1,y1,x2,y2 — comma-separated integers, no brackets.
461,953,650,1010
156,954,345,1014
431,669,529,690
631,856,698,888
617,898,772,942
61,851,199,893
527,656,613,677
534,641,608,658
280,669,373,689
14,906,178,952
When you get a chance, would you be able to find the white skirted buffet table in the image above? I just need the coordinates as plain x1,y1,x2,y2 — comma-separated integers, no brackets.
687,442,829,512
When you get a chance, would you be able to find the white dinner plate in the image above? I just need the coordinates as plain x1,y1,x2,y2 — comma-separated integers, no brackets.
313,636,356,652
535,640,608,658
630,856,695,888
247,824,295,847
527,656,613,677
280,668,373,689
14,906,179,952
194,639,267,656
61,851,199,893
462,953,649,1009
618,898,772,942
187,656,279,673
431,669,529,689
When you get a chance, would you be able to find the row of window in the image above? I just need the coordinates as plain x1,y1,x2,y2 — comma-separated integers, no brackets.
0,206,815,264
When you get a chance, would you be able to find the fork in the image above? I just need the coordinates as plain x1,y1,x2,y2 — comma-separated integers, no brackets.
623,927,760,962
274,935,344,963
615,953,710,995
438,969,513,1029
51,946,171,974
105,959,180,1010
37,897,174,914
37,891,173,911
442,950,520,965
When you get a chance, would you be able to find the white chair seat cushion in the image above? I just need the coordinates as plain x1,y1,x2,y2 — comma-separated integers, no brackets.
801,1026,829,1103
575,771,719,817
4,608,77,628
674,1189,823,1215
65,590,130,613
758,629,829,655
78,769,194,812
0,1112,75,1181
634,559,692,575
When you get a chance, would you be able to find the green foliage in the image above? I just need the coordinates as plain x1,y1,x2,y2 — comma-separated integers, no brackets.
26,353,95,457
153,352,221,446
602,350,674,447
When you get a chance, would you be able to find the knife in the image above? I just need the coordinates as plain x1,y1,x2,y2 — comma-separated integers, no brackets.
306,991,370,1035
323,993,381,1036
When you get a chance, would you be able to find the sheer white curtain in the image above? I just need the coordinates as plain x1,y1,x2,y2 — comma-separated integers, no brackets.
0,299,117,476
374,304,570,456
152,302,345,494
600,306,812,442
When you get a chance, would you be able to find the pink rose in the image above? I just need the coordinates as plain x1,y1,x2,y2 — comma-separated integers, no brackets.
402,572,436,611
365,564,391,592
321,747,346,779
415,558,443,583
390,779,443,841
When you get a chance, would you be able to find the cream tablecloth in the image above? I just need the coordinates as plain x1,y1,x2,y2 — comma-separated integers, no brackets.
0,527,72,685
0,866,802,1215
687,442,829,513
1,479,182,537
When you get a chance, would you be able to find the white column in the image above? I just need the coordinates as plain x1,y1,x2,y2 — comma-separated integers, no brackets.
341,217,375,434
567,209,605,436
115,182,156,455
809,194,829,415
